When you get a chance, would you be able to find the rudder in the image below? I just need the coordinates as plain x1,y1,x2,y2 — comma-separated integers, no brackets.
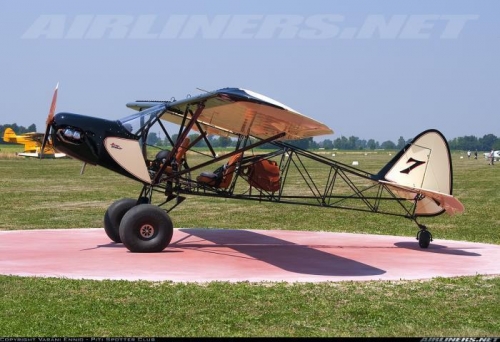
2,128,17,143
376,129,453,195
375,129,461,216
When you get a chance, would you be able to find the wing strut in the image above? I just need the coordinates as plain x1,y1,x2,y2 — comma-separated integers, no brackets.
152,102,205,184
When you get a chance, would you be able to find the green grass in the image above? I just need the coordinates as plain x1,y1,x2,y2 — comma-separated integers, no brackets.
0,151,499,337
0,276,498,337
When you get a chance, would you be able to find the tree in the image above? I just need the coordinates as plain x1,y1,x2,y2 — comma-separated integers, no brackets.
286,137,312,150
333,136,349,149
322,139,334,149
170,134,179,145
146,132,159,145
448,135,480,151
218,136,232,148
396,136,406,149
479,134,498,151
188,133,207,148
348,136,358,150
381,140,396,149
358,139,367,150
367,139,377,150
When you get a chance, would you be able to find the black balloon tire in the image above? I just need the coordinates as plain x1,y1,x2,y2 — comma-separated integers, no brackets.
103,198,137,243
418,230,431,249
119,204,173,253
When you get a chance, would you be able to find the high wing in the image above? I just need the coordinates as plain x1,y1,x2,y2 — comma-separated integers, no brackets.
126,88,333,140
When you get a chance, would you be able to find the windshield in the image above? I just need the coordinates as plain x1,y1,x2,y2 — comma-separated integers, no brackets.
118,104,166,137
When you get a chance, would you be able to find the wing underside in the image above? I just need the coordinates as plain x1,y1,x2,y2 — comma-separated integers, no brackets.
127,88,333,140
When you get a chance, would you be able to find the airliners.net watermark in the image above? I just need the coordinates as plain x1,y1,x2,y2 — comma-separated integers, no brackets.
21,14,479,39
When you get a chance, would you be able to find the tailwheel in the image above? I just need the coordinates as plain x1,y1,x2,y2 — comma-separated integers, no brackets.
119,204,174,253
416,225,433,249
104,198,137,243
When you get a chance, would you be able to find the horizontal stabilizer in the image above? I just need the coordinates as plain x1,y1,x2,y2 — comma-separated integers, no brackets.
379,180,464,216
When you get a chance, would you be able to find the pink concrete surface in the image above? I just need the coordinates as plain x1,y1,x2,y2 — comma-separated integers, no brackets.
0,228,499,282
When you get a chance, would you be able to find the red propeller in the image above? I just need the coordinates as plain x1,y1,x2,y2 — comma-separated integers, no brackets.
40,83,58,159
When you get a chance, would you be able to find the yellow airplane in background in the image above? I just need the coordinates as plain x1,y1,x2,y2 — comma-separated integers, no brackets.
2,127,66,158
2,83,66,158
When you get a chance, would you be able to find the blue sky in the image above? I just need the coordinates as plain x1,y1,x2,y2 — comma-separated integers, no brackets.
0,0,498,143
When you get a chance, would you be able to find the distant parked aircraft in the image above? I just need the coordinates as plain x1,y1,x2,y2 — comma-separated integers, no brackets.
484,150,500,160
2,127,65,158
2,84,65,158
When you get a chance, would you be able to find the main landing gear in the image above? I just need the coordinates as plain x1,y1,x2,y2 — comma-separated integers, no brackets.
104,198,137,243
103,198,174,253
416,224,433,249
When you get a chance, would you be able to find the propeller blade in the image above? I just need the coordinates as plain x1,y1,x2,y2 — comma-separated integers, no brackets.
47,82,58,125
40,83,59,159
40,123,51,159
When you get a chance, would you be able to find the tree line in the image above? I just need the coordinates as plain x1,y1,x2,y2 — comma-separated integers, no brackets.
2,123,498,151
447,134,500,151
151,132,500,151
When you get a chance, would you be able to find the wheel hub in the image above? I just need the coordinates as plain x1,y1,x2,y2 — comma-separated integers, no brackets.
139,224,155,239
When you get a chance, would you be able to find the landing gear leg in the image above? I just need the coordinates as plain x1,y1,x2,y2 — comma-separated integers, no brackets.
416,224,433,249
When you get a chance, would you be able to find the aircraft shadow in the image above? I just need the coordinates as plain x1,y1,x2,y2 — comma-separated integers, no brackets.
172,229,385,277
80,242,123,251
394,242,481,256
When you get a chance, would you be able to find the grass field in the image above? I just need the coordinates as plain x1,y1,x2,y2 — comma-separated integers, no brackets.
0,144,499,337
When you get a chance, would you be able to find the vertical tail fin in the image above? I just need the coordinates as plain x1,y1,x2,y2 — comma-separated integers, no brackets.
377,129,453,195
2,128,17,143
375,129,463,216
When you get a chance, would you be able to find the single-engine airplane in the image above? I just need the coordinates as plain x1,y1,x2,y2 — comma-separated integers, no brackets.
41,86,464,253
484,150,499,160
2,127,66,158
3,84,65,158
